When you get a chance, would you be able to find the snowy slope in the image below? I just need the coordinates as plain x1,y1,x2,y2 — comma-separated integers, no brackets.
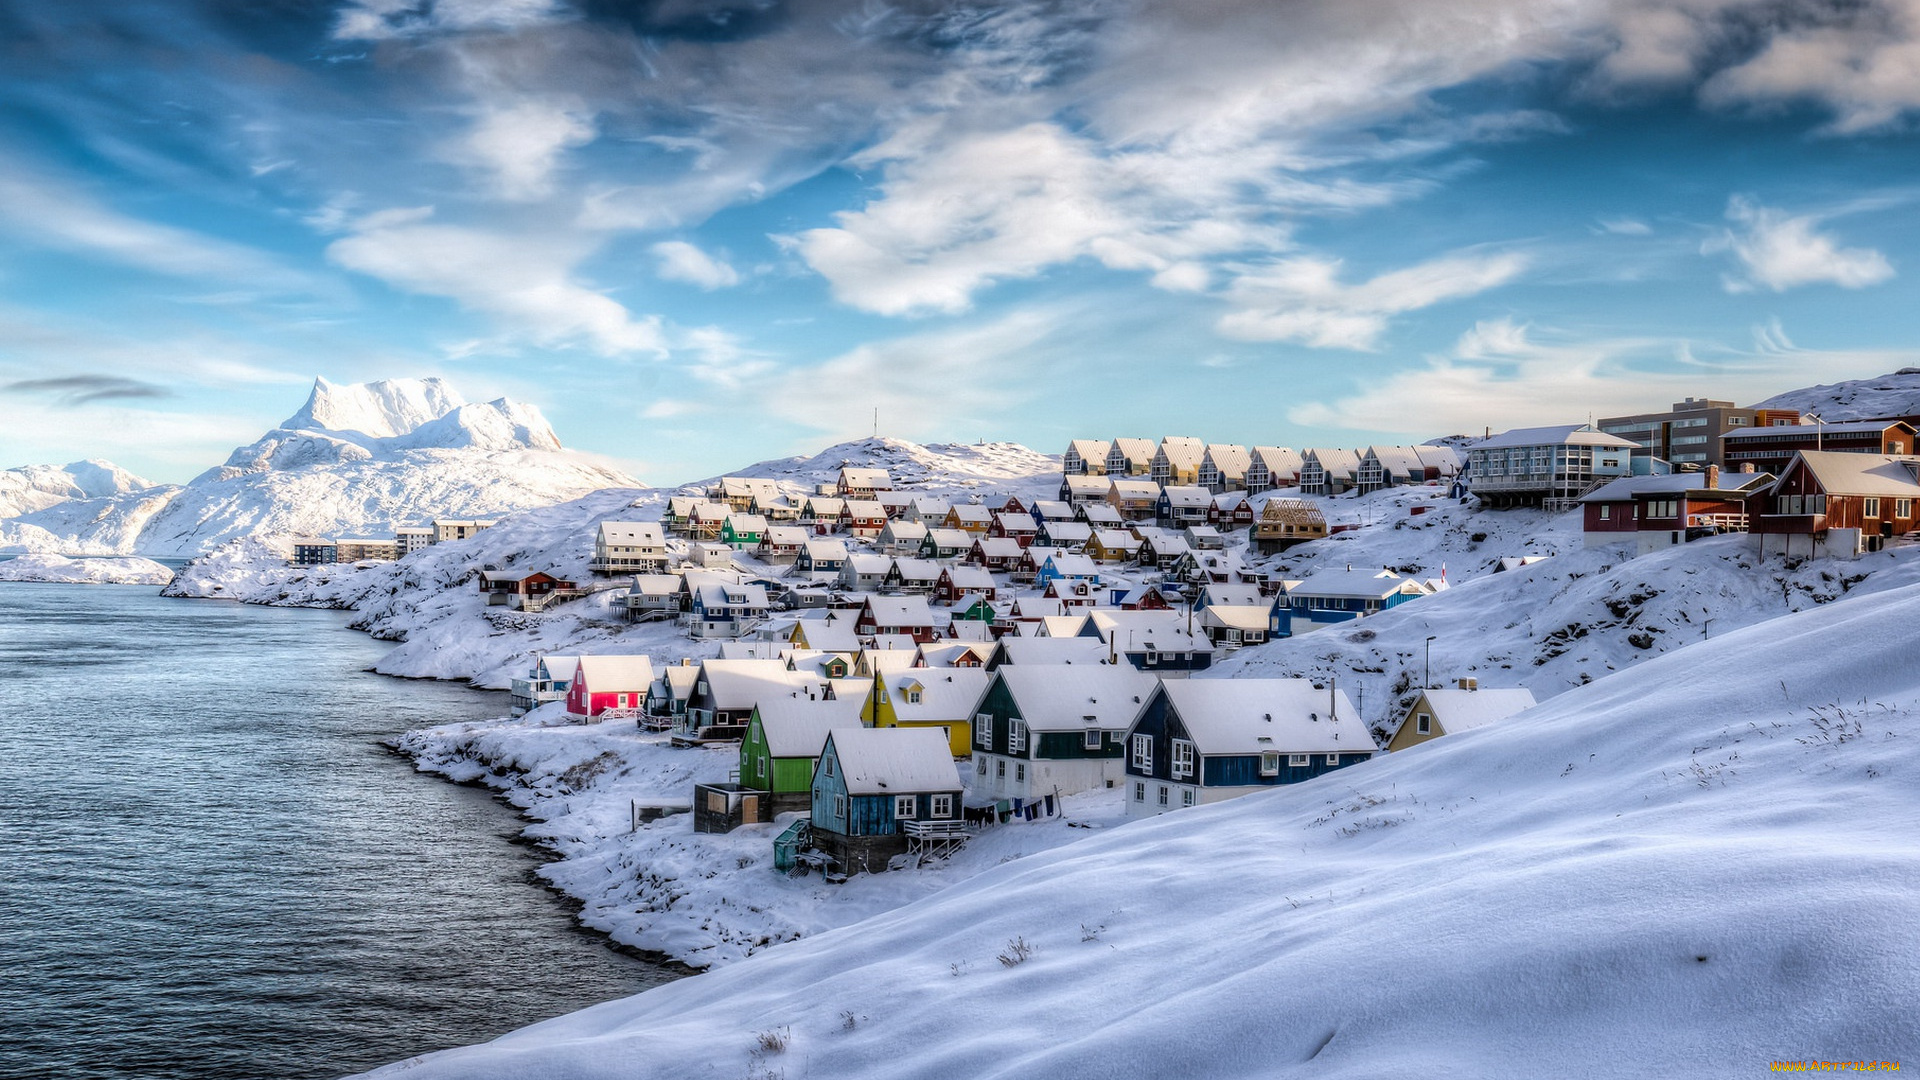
0,378,637,557
1752,367,1920,420
0,553,174,585
693,436,1060,498
362,579,1920,1079
0,459,156,519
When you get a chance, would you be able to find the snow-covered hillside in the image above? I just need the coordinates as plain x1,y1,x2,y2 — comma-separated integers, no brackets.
1752,367,1920,420
693,436,1059,495
362,572,1920,1080
0,378,638,557
0,459,155,519
0,553,174,585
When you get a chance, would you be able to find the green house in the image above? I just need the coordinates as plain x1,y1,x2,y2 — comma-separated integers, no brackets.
954,596,997,623
721,513,768,550
740,695,868,814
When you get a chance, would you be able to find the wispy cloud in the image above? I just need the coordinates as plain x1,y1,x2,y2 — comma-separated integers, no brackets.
454,99,596,201
1705,195,1895,293
652,241,740,290
5,375,174,406
1216,250,1529,351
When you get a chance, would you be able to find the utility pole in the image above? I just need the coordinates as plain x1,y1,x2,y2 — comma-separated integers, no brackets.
1425,635,1437,690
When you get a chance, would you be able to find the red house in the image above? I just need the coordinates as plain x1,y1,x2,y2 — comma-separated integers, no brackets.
1751,451,1920,558
1578,466,1774,554
988,512,1039,547
855,596,939,643
478,569,577,611
564,655,656,722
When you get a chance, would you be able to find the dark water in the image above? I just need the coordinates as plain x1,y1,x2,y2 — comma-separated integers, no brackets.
0,584,672,1080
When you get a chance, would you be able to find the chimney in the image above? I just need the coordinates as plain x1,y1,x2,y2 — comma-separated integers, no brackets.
1705,465,1720,490
1457,677,1478,691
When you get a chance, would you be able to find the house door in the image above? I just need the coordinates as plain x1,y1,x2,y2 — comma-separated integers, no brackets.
740,794,760,822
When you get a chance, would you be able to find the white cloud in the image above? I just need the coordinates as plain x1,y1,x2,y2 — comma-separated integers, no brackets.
456,100,596,201
1699,2,1920,132
652,241,740,290
1287,316,1920,437
334,0,567,40
1595,217,1652,236
1706,195,1895,293
1216,250,1529,351
326,212,667,356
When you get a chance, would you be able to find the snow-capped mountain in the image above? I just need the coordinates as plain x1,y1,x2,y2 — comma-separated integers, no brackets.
1751,366,1920,421
0,377,639,557
0,459,156,520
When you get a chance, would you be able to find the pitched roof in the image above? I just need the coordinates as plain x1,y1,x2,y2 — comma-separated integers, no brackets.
844,499,886,517
802,539,849,560
1417,687,1538,733
992,637,1111,665
1287,567,1420,601
863,595,936,626
1156,436,1205,469
1068,438,1113,459
1578,471,1774,503
573,655,656,692
1786,452,1920,497
1250,446,1303,479
598,521,664,545
1161,485,1212,508
825,727,961,795
924,527,973,548
1474,424,1636,451
1109,437,1156,463
883,668,991,721
994,665,1157,731
753,695,867,758
1158,678,1371,756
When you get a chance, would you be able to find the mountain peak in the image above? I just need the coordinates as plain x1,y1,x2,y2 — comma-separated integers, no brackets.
282,377,468,440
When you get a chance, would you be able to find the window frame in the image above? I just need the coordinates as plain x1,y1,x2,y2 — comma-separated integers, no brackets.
1130,733,1153,771
1171,739,1195,780
894,794,917,820
931,794,953,818
1287,752,1310,768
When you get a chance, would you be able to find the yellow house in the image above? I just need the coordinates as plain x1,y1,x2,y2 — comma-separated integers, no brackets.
861,668,991,756
1386,682,1538,753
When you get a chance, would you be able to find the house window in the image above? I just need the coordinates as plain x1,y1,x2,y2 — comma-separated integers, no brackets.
1171,740,1195,779
1131,734,1153,770
1288,753,1310,767
1083,728,1102,750
996,760,1005,778
1864,497,1881,518
1015,763,1026,783
977,758,987,776
1900,499,1914,519
824,755,835,777
895,795,917,819
1325,754,1340,766
1416,712,1431,734
1182,789,1195,807
1134,782,1145,802
832,794,845,820
1010,720,1028,753
1261,752,1282,776
976,714,992,747
1157,785,1169,807
1598,505,1610,520
906,689,922,704
932,794,953,818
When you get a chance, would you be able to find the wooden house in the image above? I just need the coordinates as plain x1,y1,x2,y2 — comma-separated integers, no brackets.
1082,503,1126,529
591,521,667,575
983,636,1110,669
1300,448,1361,495
903,497,952,526
988,512,1038,546
842,500,887,538
1086,528,1143,564
714,476,781,511
477,570,578,612
683,658,857,742
1107,479,1162,521
807,728,965,875
935,566,998,605
564,655,655,723
625,574,681,622
972,665,1157,805
1751,451,1920,558
1105,437,1156,477
1199,604,1274,648
1037,551,1101,586
1150,436,1205,487
755,524,808,563
1138,532,1191,571
1578,466,1775,554
795,539,849,579
1385,681,1537,753
736,694,868,817
1184,524,1226,550
968,536,1025,571
1197,444,1251,493
998,495,1030,515
1059,474,1110,506
1207,493,1255,530
688,501,732,540
789,611,862,654
915,641,990,668
752,492,801,524
877,491,915,520
920,527,974,561
838,553,892,593
1251,498,1327,554
1355,446,1428,493
879,519,929,555
864,667,990,756
1041,576,1101,608
687,581,771,639
1157,485,1213,528
647,661,700,725
509,653,580,715
1246,446,1302,493
1721,420,1916,478
800,496,845,534
856,595,939,643
1030,500,1079,523
1276,568,1425,637
882,557,941,595
664,496,701,534
1079,610,1214,677
1009,545,1061,585
944,504,993,536
1035,519,1091,551
1123,678,1374,817
836,467,893,499
1063,439,1112,476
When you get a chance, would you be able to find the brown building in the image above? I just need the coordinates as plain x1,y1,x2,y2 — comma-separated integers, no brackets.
1597,397,1800,470
1720,420,1916,477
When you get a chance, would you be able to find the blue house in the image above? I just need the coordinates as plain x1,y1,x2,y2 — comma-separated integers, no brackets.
807,727,965,876
1275,568,1427,638
1078,610,1214,676
795,539,848,577
1036,552,1101,588
1122,678,1375,817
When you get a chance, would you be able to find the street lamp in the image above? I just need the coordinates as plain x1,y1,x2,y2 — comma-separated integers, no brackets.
1808,412,1824,452
1424,635,1437,690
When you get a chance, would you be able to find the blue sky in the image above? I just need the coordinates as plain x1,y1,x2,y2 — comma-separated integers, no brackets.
2,0,1918,485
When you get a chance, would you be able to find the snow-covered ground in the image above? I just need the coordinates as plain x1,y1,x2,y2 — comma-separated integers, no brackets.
397,703,1125,970
0,377,639,556
0,553,175,585
361,568,1920,1079
1754,366,1920,420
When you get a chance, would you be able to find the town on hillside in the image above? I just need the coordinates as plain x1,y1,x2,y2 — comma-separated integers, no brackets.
306,394,1920,881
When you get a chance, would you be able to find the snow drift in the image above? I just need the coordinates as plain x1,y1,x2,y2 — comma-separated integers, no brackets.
362,575,1920,1079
